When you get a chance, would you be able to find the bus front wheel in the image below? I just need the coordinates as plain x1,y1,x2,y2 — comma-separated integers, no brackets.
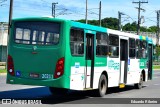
95,74,108,97
49,87,68,96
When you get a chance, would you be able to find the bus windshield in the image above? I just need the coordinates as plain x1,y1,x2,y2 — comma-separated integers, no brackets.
14,21,60,45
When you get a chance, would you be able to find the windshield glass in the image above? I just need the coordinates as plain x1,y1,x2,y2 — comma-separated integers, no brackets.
14,21,60,45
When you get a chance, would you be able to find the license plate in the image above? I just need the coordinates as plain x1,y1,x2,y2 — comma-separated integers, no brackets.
29,73,39,78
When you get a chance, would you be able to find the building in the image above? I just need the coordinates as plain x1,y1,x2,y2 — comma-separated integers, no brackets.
125,31,158,45
0,22,8,62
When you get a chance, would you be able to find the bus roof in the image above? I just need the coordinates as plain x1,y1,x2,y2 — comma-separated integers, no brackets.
12,17,68,23
70,21,107,33
12,17,154,44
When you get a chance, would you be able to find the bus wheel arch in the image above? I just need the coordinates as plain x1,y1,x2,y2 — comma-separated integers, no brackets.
102,71,108,85
134,70,145,89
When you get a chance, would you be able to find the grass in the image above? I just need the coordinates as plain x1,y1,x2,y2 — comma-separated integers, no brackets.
0,69,7,73
153,65,160,69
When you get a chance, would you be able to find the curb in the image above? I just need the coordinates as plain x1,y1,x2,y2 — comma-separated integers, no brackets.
154,69,160,71
0,73,7,76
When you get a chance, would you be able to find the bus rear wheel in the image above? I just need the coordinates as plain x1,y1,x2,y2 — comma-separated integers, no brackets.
134,73,143,89
95,74,107,97
49,87,68,96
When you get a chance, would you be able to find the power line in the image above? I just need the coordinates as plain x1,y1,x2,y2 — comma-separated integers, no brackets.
145,18,157,23
0,0,6,4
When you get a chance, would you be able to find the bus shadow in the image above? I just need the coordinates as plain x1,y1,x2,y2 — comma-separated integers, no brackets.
0,85,147,104
0,87,50,99
0,87,89,104
107,85,146,95
42,85,147,104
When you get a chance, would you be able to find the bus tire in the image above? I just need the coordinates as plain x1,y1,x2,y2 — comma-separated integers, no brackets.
49,87,68,96
95,74,108,97
134,73,143,89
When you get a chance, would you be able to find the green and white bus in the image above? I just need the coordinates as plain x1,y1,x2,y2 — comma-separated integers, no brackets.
7,17,154,97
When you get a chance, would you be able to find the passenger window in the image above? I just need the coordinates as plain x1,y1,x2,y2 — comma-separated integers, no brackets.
15,28,30,44
136,40,140,58
23,29,30,40
70,28,84,56
16,28,23,39
142,41,147,58
32,30,45,44
129,38,136,58
96,32,108,56
108,34,119,57
136,39,147,58
15,21,60,45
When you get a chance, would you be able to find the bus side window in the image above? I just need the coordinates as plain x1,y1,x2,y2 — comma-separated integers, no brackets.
70,28,84,56
136,39,147,58
141,41,146,58
136,39,141,58
129,38,136,58
108,34,119,57
96,32,108,56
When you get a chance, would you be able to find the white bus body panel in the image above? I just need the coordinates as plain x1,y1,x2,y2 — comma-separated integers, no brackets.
107,58,120,87
120,61,125,83
70,66,85,90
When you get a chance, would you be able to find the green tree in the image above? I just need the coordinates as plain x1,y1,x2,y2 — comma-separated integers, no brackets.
77,19,85,23
123,22,137,31
155,46,160,61
76,17,157,33
101,17,118,30
77,17,119,30
147,26,157,32
140,26,147,32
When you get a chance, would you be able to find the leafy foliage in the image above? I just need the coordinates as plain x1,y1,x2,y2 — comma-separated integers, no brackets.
76,17,157,33
156,46,160,57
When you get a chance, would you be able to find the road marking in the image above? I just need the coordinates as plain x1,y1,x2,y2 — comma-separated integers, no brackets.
154,72,160,74
153,77,159,79
20,86,44,89
143,85,149,87
154,84,160,86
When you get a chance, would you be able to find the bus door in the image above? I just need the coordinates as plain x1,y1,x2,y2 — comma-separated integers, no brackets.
85,31,95,88
148,44,153,80
120,39,128,85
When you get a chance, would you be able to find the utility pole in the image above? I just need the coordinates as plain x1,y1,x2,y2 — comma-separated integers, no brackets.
85,0,88,24
8,0,13,35
99,1,101,26
0,23,4,61
118,11,125,31
157,10,160,45
132,0,148,35
52,2,58,18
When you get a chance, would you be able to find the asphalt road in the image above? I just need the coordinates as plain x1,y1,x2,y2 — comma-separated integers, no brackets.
0,70,160,107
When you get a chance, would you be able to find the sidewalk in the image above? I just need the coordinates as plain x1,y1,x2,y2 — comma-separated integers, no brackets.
0,73,7,76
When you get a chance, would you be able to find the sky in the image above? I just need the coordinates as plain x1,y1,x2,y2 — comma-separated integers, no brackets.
0,0,159,27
